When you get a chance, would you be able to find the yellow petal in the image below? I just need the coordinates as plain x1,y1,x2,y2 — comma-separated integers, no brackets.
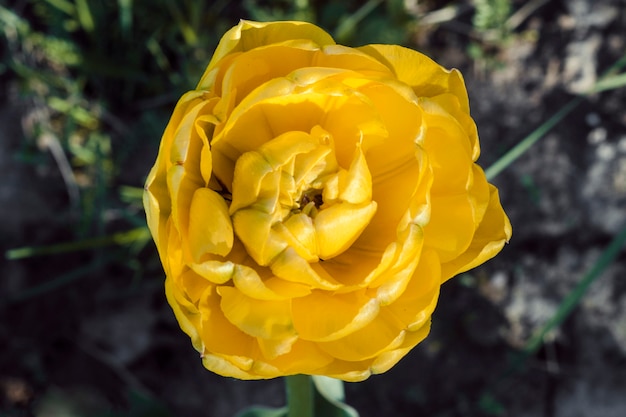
218,286,295,340
143,181,167,252
372,224,425,305
322,243,395,287
198,285,256,358
314,201,377,260
233,208,287,266
427,93,480,161
230,150,275,213
419,99,474,193
358,81,422,179
270,247,340,290
358,44,469,112
320,359,374,382
338,144,372,205
322,221,423,289
167,164,203,241
356,151,424,253
263,277,312,298
317,310,406,361
274,214,318,262
232,264,296,301
187,188,233,261
161,219,185,279
314,44,391,75
202,20,335,77
467,164,491,225
385,249,441,331
294,127,336,186
165,274,203,352
423,192,476,263
179,267,212,303
201,353,260,380
264,339,334,374
257,335,299,360
440,184,512,281
292,290,379,342
219,42,320,104
259,130,318,169
189,260,235,284
369,321,431,376
145,92,209,249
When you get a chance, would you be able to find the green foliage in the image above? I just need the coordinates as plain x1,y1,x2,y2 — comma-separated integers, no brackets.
235,376,358,417
478,392,506,416
468,0,514,68
472,0,512,35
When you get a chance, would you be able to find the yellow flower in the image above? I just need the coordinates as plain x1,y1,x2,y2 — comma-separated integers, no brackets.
143,20,511,381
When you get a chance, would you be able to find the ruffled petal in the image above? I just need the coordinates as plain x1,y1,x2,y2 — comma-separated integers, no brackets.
187,188,233,260
357,44,469,111
200,20,336,83
441,185,512,281
218,286,295,340
292,290,379,342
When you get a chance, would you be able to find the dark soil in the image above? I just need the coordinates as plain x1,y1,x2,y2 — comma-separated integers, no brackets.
2,1,626,416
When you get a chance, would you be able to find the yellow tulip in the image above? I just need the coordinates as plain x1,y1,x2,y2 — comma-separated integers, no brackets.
144,20,511,381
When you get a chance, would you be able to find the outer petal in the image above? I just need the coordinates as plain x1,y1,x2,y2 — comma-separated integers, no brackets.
144,91,208,250
357,44,469,111
292,290,380,342
440,185,512,281
218,286,295,340
199,20,336,87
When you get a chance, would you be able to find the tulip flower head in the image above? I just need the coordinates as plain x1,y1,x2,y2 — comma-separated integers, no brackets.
144,20,511,381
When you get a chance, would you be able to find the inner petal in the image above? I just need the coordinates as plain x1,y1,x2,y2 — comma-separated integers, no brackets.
314,201,377,260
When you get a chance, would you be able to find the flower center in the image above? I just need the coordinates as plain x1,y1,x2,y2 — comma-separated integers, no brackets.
299,189,324,211
229,127,377,266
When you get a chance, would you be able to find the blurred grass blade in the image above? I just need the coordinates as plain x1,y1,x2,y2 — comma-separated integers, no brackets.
485,52,626,181
147,36,171,71
335,0,384,42
485,96,583,180
118,0,133,35
0,5,29,34
74,0,95,32
591,72,626,93
235,407,287,417
524,224,626,355
484,224,626,400
5,253,118,304
5,227,150,260
119,185,145,204
165,1,197,46
43,0,75,15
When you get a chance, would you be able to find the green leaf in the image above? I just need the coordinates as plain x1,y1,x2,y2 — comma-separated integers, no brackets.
334,0,384,43
312,376,359,417
312,376,345,402
74,0,95,32
485,96,582,180
591,72,626,93
523,224,626,355
118,0,133,35
235,406,288,417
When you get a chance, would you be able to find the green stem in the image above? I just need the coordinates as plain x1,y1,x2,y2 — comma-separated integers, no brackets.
285,375,314,417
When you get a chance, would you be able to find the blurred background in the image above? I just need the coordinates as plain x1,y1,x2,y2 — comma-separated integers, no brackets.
1,0,625,416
